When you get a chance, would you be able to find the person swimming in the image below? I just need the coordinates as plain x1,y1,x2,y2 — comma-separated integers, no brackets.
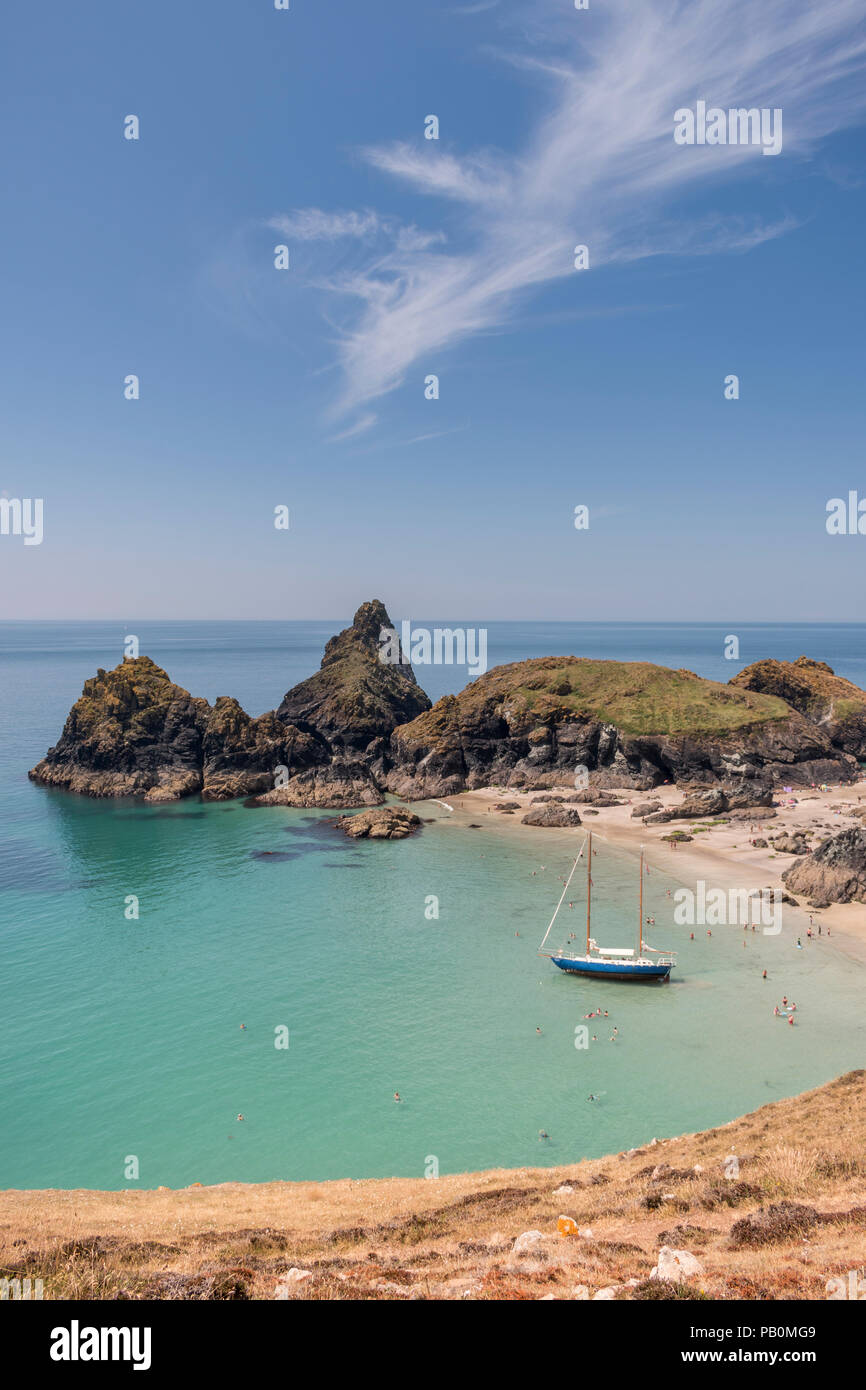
394,1092,401,1103
539,1129,549,1139
237,1113,245,1121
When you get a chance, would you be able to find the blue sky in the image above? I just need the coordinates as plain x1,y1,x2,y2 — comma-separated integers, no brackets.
1,0,865,621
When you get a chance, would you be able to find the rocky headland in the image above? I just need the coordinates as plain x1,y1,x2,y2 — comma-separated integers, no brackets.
29,600,430,807
29,600,861,810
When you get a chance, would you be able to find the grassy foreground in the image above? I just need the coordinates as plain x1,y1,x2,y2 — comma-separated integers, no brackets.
2,1071,864,1301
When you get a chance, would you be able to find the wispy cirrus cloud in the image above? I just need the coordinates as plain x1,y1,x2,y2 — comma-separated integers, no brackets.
270,0,866,429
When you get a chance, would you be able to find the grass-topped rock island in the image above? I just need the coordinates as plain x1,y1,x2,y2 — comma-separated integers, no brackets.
28,598,860,809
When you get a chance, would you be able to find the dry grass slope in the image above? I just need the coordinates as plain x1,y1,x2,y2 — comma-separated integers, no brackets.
2,1071,864,1301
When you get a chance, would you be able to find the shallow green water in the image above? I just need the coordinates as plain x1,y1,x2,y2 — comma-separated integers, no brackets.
2,620,865,1190
2,793,864,1190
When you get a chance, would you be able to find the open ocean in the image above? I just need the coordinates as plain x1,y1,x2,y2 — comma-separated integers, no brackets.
1,620,865,1189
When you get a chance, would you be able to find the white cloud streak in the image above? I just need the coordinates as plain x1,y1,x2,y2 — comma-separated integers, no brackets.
271,0,866,426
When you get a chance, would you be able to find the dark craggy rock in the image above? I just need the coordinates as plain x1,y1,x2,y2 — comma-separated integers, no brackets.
568,790,624,806
202,698,325,801
521,804,583,828
383,657,856,800
260,600,432,807
29,614,863,811
28,657,209,801
29,602,431,809
730,657,866,759
672,782,774,819
782,827,866,905
275,600,430,756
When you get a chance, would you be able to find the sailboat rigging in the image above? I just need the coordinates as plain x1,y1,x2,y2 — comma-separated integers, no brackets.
538,831,677,981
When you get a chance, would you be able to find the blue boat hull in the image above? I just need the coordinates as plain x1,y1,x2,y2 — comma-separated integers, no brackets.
551,955,673,981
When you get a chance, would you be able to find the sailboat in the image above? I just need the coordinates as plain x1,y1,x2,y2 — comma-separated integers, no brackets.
538,831,677,981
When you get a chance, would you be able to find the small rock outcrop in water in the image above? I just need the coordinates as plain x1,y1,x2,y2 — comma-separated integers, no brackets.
337,806,421,839
782,827,866,905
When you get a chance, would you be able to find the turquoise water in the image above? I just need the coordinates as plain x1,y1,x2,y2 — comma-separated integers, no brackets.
1,621,865,1189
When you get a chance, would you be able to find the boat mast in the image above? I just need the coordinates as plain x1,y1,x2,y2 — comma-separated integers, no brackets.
638,844,644,957
586,830,592,952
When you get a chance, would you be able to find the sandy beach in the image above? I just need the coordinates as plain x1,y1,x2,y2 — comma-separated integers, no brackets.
433,778,866,967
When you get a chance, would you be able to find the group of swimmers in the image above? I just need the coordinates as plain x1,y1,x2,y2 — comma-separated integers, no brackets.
773,994,798,1025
